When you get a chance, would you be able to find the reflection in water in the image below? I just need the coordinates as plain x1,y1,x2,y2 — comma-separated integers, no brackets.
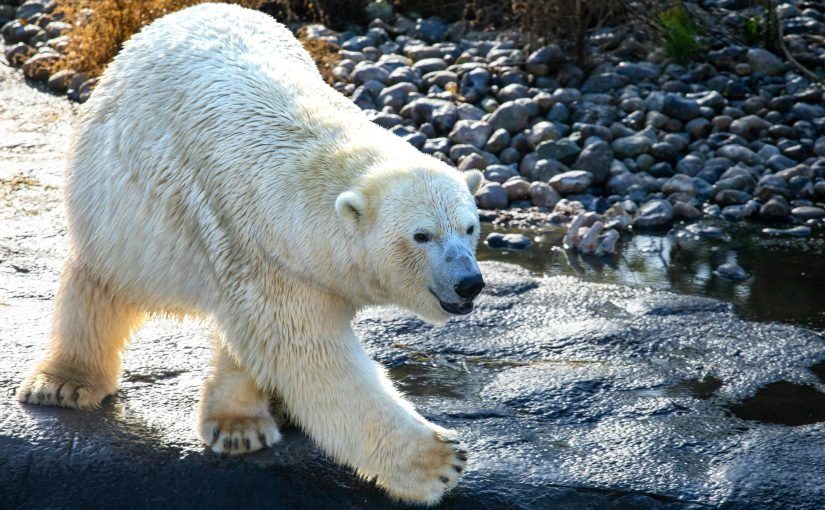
728,381,825,426
478,221,825,331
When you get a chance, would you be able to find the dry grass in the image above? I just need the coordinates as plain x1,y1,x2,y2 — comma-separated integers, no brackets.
54,0,658,78
296,30,341,84
54,0,267,77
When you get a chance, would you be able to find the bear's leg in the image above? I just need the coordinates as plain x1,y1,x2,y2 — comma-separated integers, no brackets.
17,258,143,409
261,329,467,506
278,334,466,504
198,343,282,455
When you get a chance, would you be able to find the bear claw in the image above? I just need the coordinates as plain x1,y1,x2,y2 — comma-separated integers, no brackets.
200,415,281,456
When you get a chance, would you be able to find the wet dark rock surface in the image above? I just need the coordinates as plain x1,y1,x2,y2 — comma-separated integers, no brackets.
4,41,825,510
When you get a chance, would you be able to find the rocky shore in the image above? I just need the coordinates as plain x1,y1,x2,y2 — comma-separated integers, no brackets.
3,0,825,252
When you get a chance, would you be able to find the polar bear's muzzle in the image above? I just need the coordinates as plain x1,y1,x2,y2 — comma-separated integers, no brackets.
429,272,485,315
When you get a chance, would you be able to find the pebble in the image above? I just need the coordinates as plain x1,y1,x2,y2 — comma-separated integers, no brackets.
475,183,509,209
762,226,812,236
791,206,825,220
572,140,612,184
3,1,824,243
614,133,655,158
486,232,532,250
549,170,593,194
487,101,530,133
530,182,561,208
536,139,580,164
746,48,785,76
715,263,749,280
634,199,674,228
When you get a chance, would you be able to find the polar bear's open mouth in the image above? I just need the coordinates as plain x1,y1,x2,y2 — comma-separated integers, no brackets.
430,289,474,315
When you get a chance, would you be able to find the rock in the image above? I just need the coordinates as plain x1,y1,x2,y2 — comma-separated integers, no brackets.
581,73,626,93
762,226,812,236
650,142,678,163
413,18,446,44
21,53,58,81
401,98,457,132
422,137,450,154
790,103,825,122
672,201,702,219
549,170,593,194
525,44,564,76
341,35,373,52
537,139,581,165
634,199,673,228
351,63,390,85
487,101,530,134
502,178,531,202
484,129,510,154
714,189,752,206
676,155,704,177
526,122,558,150
458,153,487,171
485,232,531,250
411,57,447,75
46,69,75,93
791,206,825,220
662,94,701,121
497,84,531,102
475,183,509,209
3,21,42,45
572,141,613,184
612,135,653,159
483,165,518,183
760,196,791,220
459,67,491,103
662,175,697,196
685,224,724,237
746,48,785,76
685,118,711,140
530,159,564,182
4,42,35,66
754,175,790,200
616,62,660,82
547,103,569,123
530,182,561,208
376,82,417,111
365,0,393,22
715,145,761,166
498,147,521,165
715,263,748,281
15,0,47,19
449,120,492,149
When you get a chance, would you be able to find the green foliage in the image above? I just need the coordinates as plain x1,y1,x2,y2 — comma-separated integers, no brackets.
743,15,764,45
657,3,701,65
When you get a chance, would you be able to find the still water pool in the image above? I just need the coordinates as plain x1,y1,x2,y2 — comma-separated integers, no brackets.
477,221,825,332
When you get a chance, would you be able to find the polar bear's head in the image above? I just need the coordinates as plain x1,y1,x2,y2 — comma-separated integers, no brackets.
336,167,484,323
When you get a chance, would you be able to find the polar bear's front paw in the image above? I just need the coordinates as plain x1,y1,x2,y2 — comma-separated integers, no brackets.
376,430,467,506
200,414,282,456
17,372,111,409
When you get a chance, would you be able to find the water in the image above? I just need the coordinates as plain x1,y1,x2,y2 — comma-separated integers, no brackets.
477,221,825,332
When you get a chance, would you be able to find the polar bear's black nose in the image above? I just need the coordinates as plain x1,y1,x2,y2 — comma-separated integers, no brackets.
455,274,485,300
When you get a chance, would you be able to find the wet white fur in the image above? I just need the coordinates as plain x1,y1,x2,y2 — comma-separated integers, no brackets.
17,3,482,505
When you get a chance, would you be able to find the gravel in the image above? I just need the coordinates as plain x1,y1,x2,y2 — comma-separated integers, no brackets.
3,0,824,244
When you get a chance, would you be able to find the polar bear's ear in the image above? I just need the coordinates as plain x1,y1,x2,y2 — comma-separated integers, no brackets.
335,189,367,225
464,170,483,195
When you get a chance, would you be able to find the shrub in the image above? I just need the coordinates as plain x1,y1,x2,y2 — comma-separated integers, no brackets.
657,3,701,65
54,0,267,77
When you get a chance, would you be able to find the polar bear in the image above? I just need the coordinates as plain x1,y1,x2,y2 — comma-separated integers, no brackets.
15,3,485,505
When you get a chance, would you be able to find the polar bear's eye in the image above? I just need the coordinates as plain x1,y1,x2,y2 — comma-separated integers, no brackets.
466,225,475,236
414,232,431,243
